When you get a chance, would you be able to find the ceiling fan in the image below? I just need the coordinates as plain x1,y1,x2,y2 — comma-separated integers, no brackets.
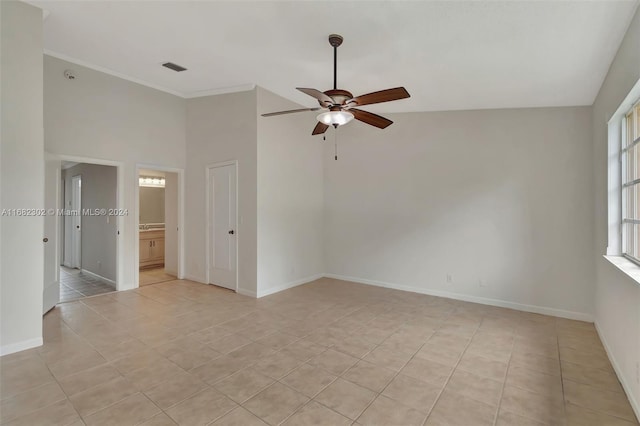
261,34,410,135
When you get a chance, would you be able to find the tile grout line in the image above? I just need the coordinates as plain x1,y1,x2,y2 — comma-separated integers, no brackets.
175,303,382,425
253,305,400,425
50,342,159,424
336,305,454,425
0,379,73,424
557,318,568,423
11,288,370,425
420,313,483,426
490,319,516,426
8,282,636,426
48,295,198,425
278,328,391,424
228,302,420,425
342,309,429,423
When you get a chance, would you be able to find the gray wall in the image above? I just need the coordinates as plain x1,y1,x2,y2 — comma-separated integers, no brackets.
64,164,117,283
186,90,257,294
592,6,640,415
256,87,324,296
0,1,44,354
324,106,595,319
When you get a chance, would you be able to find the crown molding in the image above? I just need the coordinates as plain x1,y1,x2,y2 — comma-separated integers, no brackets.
183,84,256,99
44,50,255,99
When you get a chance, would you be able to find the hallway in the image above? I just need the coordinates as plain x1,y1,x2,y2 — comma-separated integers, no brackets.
59,266,115,302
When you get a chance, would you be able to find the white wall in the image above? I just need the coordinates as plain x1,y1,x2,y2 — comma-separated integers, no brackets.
592,7,640,417
324,106,594,320
256,87,324,297
164,172,178,275
185,90,258,295
0,1,44,355
44,55,186,290
64,163,117,283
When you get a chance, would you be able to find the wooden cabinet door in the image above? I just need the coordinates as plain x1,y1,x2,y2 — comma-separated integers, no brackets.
140,230,165,269
150,238,164,260
140,238,152,262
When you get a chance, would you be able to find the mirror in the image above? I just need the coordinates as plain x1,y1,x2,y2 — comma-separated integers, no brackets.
139,186,165,224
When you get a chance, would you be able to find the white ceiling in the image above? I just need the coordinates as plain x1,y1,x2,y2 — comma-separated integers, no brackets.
31,0,638,113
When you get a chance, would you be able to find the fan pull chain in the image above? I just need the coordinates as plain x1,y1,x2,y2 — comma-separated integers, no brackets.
334,127,338,160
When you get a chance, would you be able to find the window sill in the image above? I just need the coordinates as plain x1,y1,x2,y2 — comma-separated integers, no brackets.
603,255,640,286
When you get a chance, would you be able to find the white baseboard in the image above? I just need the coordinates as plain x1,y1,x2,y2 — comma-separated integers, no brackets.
237,288,257,298
0,337,43,356
257,274,324,298
324,273,594,322
183,273,206,284
595,321,640,421
81,269,116,288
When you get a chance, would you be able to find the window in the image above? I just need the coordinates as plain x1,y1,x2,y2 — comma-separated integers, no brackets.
621,101,640,263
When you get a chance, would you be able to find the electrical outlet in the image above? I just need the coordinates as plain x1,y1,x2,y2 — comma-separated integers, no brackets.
479,279,487,288
97,260,101,270
446,274,453,284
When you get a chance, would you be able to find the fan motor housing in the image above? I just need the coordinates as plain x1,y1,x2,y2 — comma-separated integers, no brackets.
328,34,343,47
324,89,353,106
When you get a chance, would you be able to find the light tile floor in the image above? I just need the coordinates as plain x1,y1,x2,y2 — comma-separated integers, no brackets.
1,278,638,426
139,267,177,287
60,266,116,303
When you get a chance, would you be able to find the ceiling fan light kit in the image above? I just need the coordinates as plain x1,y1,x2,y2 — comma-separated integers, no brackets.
317,110,354,126
262,34,410,136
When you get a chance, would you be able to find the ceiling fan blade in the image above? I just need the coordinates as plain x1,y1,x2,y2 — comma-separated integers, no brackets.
312,121,329,135
297,88,334,106
347,87,410,107
350,108,393,129
261,107,321,117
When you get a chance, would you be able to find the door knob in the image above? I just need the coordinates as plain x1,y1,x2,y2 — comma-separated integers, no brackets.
43,237,48,243
228,230,235,235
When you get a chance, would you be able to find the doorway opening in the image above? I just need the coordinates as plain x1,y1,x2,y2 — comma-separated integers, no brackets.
59,161,118,302
137,168,179,286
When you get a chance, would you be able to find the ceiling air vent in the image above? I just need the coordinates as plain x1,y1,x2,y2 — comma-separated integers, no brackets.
162,62,187,72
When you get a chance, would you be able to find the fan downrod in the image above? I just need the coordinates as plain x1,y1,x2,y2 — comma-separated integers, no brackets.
328,34,343,90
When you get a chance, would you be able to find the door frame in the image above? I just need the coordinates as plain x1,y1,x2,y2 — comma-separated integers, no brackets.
70,174,82,268
134,163,185,288
53,154,125,290
43,153,61,313
205,160,239,292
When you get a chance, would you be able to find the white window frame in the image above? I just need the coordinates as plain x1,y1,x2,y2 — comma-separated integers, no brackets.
621,101,640,265
604,79,640,283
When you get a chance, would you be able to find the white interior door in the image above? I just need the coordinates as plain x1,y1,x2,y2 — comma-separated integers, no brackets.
43,154,61,314
71,175,82,268
208,163,237,290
